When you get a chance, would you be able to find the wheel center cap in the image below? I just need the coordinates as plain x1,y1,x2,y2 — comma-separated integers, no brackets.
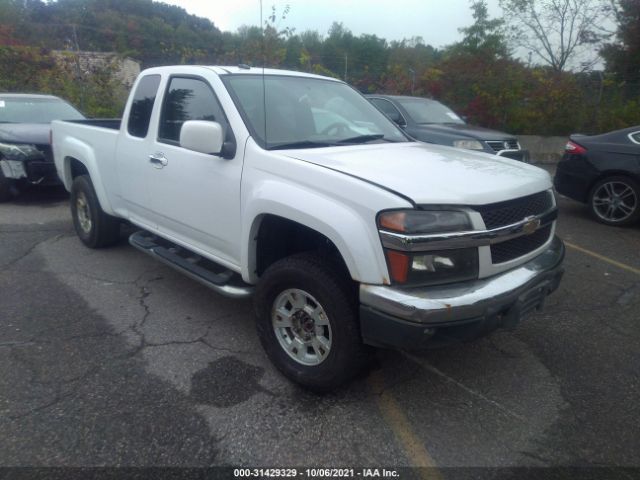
302,317,315,332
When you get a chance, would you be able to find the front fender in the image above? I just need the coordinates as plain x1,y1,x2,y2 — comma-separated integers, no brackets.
241,179,391,285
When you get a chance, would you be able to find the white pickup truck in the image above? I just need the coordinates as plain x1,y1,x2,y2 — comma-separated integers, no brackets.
52,66,564,390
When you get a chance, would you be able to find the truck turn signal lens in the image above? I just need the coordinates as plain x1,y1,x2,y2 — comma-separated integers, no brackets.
379,211,407,232
385,250,410,283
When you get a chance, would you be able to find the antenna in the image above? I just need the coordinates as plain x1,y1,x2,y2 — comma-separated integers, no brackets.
260,0,267,147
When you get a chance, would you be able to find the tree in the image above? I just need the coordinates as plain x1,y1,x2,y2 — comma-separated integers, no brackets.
500,0,613,71
601,0,640,83
455,0,509,59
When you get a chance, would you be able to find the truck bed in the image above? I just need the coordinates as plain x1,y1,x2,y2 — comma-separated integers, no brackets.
62,118,122,130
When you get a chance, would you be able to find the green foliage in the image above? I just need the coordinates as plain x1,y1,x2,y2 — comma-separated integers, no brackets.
0,46,125,117
601,0,640,83
452,0,509,59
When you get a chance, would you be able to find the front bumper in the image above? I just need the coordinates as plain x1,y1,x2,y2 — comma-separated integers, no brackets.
0,159,59,185
359,236,565,349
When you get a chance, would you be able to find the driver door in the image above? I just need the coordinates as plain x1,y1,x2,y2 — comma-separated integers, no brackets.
144,75,243,267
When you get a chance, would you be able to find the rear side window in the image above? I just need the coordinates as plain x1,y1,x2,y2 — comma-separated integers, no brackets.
127,75,161,138
630,132,640,144
158,77,227,144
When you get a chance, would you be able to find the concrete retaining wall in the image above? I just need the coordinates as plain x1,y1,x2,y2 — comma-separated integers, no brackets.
519,135,568,164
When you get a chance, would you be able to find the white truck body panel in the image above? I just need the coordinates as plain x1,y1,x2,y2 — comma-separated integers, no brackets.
52,65,554,287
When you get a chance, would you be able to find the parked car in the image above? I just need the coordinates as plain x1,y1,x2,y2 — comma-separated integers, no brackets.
52,66,564,390
554,126,640,226
366,95,530,162
0,93,85,201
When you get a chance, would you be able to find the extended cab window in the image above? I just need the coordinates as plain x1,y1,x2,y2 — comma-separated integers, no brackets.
158,77,227,144
127,74,161,138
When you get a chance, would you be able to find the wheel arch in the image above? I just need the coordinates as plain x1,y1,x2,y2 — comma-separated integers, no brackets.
587,170,640,199
241,198,390,286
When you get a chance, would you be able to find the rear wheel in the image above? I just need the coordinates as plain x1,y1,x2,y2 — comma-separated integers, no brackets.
70,175,121,248
588,176,640,226
254,252,370,391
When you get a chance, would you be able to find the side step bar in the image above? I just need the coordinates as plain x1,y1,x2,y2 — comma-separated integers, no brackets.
129,231,254,299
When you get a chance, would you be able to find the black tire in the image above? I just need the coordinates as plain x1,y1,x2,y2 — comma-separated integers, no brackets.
588,175,640,226
0,168,13,202
70,175,121,248
254,252,370,391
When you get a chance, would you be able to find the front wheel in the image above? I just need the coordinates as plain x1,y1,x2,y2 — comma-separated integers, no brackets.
70,175,121,248
254,253,370,391
588,176,640,226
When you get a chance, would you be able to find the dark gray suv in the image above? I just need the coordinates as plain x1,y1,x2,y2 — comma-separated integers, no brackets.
367,95,529,162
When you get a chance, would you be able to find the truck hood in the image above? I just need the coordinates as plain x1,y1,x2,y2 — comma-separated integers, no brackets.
283,142,551,205
0,123,50,145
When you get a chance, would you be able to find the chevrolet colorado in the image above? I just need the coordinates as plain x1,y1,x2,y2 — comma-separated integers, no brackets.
52,66,564,390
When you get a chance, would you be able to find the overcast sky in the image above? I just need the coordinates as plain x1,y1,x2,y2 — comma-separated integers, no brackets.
163,0,503,48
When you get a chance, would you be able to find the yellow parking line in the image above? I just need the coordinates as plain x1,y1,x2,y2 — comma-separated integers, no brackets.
368,371,443,479
564,241,640,276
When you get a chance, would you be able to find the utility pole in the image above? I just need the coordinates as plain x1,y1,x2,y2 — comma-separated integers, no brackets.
409,68,415,95
71,24,86,112
344,53,348,82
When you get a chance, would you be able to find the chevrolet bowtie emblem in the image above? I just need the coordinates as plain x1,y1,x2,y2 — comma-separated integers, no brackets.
522,216,541,235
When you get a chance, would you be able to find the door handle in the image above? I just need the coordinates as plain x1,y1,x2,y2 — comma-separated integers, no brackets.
149,153,168,168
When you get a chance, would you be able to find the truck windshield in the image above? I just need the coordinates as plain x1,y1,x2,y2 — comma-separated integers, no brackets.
222,75,409,150
396,98,465,125
0,97,84,123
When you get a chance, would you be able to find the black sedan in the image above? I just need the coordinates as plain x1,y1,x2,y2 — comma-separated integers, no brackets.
554,126,640,226
366,94,529,162
0,93,85,201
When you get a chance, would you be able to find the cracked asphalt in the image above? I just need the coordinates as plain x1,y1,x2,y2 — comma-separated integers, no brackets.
1,181,639,473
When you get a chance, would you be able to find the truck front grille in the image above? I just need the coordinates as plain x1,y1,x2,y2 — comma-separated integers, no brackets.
473,191,554,230
486,139,519,152
490,224,552,264
472,191,554,264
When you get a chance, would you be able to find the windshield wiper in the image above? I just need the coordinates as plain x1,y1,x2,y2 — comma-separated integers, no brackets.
335,134,387,144
269,140,336,150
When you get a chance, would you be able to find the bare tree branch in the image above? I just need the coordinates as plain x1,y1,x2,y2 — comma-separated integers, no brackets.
500,0,615,71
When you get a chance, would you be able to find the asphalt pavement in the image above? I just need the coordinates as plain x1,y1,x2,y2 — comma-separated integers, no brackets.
1,178,638,478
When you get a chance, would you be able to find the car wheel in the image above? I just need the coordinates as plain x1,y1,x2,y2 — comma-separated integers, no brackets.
70,175,121,248
254,252,370,391
0,168,14,202
589,176,640,226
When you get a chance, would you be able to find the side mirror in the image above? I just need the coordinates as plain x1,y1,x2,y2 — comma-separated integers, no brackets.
180,120,226,156
388,111,406,127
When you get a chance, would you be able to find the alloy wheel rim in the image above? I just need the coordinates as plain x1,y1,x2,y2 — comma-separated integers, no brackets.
76,191,92,233
271,288,332,366
593,181,637,223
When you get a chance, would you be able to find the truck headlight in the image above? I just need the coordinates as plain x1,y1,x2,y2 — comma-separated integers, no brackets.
0,142,44,161
378,209,479,286
378,210,471,234
453,139,484,150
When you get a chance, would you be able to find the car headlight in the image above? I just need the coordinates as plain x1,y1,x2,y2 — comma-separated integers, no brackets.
378,209,479,286
453,139,484,150
0,142,44,161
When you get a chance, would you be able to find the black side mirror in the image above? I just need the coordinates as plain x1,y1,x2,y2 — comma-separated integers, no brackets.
388,111,406,127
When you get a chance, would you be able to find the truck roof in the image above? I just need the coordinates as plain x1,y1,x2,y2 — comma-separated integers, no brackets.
139,65,343,83
0,93,63,100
